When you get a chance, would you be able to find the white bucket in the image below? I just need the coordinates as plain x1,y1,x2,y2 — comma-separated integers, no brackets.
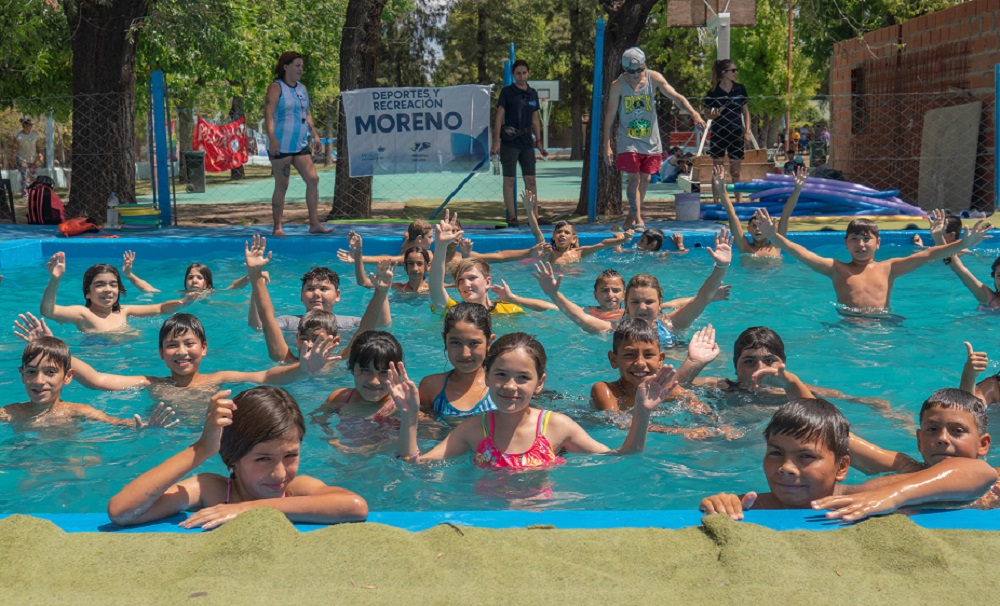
674,193,702,221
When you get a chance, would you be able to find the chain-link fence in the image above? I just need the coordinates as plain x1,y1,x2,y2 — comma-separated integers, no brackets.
1,86,995,224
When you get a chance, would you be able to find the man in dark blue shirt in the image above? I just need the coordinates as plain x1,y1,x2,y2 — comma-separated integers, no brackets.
492,60,547,227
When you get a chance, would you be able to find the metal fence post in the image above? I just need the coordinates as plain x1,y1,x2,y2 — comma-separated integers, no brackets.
587,18,605,223
151,71,172,227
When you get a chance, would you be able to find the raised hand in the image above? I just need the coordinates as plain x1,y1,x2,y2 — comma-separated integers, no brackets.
711,164,726,191
750,361,796,392
300,335,341,373
122,250,137,276
489,279,515,301
928,209,948,243
962,219,993,248
458,237,473,257
520,189,537,214
531,261,562,297
386,361,420,421
14,312,53,342
46,251,66,279
686,324,720,365
370,259,397,291
195,390,235,458
336,249,356,263
243,234,272,275
964,341,988,379
706,227,734,266
348,230,363,253
134,402,178,430
752,208,777,239
792,165,808,189
635,365,679,412
436,214,464,247
528,241,552,258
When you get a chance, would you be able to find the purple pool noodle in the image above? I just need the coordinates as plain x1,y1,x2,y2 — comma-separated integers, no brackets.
751,188,925,215
763,173,880,193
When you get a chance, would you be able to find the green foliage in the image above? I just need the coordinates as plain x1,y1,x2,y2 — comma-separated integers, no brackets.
730,0,820,119
378,0,444,87
0,0,72,112
641,1,710,103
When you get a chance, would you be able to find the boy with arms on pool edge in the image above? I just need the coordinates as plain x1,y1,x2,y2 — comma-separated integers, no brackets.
700,398,996,522
752,210,992,312
3,331,176,430
847,388,1000,511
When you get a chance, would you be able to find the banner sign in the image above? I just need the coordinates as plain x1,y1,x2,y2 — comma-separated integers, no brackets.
341,84,491,177
193,116,248,172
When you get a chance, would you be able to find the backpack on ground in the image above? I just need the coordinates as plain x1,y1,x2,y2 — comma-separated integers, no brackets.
26,176,65,225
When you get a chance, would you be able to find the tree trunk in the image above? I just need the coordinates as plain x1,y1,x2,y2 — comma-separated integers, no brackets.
175,107,195,184
329,0,389,219
229,96,245,181
65,0,148,220
568,0,587,161
575,0,658,217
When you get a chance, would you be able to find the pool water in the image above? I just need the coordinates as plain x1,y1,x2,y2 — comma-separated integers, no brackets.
1,230,998,514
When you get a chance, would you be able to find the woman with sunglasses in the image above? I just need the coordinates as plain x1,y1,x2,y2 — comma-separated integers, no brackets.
705,59,751,203
264,51,332,237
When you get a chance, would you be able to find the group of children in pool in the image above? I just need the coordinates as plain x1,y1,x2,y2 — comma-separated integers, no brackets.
6,175,1000,529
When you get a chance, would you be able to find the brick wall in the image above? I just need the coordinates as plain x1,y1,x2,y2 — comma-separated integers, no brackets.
830,0,998,210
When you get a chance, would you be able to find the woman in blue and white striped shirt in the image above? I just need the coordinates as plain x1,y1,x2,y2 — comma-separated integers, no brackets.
264,51,332,237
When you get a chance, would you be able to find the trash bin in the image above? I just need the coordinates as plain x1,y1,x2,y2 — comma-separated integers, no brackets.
674,192,702,221
182,151,206,193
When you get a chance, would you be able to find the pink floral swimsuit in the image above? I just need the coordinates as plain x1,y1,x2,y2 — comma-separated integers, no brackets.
474,410,565,470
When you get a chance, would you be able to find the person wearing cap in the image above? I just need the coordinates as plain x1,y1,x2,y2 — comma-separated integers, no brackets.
491,59,548,228
603,47,705,231
12,118,43,198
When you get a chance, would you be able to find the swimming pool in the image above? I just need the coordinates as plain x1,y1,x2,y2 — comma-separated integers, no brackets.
1,223,997,515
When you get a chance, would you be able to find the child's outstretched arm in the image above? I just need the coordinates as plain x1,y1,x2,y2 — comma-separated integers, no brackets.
889,220,993,278
577,229,634,259
847,432,922,476
213,336,337,386
666,228,732,330
121,251,161,293
754,209,836,277
662,285,730,310
960,341,988,396
223,274,251,290
674,325,720,385
389,361,476,462
489,278,557,312
39,252,88,326
468,239,552,263
713,165,750,254
77,402,178,430
929,213,995,303
520,190,546,245
244,235,292,363
776,166,807,236
814,457,998,523
125,292,198,318
531,262,613,333
429,212,462,312
71,355,156,391
108,390,236,526
338,260,396,362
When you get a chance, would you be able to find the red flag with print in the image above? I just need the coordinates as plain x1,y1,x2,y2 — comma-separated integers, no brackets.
193,116,248,172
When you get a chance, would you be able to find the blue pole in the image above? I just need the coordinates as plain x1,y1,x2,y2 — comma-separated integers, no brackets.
503,61,512,87
509,43,515,64
151,71,171,227
587,18,606,223
995,64,999,212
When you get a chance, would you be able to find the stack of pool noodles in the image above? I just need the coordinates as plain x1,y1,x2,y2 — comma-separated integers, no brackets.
117,203,160,231
700,174,926,221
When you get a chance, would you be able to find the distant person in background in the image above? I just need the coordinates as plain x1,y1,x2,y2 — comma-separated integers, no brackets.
12,118,42,198
704,59,750,203
492,59,547,228
263,51,331,237
821,127,830,146
604,47,705,231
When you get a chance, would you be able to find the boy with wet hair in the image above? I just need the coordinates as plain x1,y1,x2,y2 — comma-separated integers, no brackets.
753,209,993,312
3,332,175,429
846,388,1000,511
701,397,997,522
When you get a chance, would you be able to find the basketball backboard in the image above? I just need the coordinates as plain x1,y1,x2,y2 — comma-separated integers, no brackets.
666,0,756,27
528,80,560,102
